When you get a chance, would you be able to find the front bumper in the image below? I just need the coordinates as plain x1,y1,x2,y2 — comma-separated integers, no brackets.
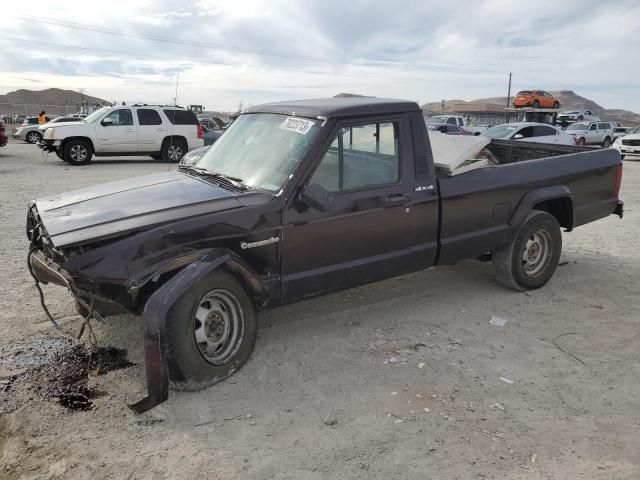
38,139,60,152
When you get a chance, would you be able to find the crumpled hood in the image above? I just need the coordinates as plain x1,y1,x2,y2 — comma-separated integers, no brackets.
36,171,243,247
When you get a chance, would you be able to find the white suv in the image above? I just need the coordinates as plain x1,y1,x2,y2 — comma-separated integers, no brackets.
39,105,204,165
564,121,614,147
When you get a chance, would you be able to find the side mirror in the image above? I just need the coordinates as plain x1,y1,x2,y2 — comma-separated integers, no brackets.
513,133,524,139
300,183,332,212
101,117,113,126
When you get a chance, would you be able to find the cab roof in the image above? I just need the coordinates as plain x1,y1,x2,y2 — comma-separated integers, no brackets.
245,97,421,119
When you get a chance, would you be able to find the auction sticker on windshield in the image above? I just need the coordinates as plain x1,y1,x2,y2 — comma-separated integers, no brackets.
280,117,315,135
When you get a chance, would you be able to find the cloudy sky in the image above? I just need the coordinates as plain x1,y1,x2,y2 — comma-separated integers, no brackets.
1,0,638,112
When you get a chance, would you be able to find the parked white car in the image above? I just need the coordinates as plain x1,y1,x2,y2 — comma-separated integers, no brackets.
564,121,615,147
482,122,576,145
37,116,81,132
556,110,600,125
39,105,204,165
612,126,640,159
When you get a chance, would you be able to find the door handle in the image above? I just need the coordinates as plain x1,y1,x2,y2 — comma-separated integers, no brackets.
384,194,411,206
126,129,135,132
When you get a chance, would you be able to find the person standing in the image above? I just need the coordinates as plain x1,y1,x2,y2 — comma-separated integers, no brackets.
37,111,47,125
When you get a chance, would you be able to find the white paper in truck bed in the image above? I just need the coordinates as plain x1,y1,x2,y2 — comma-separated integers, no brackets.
429,132,492,175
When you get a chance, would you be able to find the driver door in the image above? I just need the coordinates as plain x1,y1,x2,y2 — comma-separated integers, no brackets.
280,115,438,301
97,108,138,152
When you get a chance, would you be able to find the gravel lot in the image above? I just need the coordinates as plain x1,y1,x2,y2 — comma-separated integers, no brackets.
1,140,639,479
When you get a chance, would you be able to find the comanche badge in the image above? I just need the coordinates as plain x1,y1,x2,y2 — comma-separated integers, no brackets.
240,236,280,250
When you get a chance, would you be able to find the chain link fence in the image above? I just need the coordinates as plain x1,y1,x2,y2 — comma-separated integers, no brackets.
0,102,109,123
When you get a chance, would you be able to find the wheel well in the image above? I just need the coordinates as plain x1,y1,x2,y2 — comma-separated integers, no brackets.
61,137,95,153
162,135,187,149
533,197,573,231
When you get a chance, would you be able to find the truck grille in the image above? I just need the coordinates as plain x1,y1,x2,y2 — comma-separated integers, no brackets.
622,139,640,146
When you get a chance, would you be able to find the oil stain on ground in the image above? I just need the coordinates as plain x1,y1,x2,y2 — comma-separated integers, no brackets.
33,343,135,411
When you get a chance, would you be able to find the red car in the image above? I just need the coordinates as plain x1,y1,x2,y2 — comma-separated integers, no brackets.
0,120,8,147
513,90,560,109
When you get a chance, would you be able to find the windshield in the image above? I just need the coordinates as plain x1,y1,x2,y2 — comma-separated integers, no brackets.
195,113,320,192
83,107,110,123
483,124,518,139
427,116,450,125
566,123,588,131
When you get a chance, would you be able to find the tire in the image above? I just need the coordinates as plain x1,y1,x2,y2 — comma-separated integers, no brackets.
63,139,92,165
577,115,584,121
577,137,586,146
553,101,560,109
532,101,540,108
602,137,611,148
150,154,162,160
621,155,625,160
26,131,42,144
161,138,187,163
165,270,257,391
493,211,562,291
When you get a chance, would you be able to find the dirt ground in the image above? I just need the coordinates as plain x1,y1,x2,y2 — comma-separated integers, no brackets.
0,140,639,480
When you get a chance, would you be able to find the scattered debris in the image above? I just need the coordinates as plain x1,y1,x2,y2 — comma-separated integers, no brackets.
530,453,538,463
558,261,569,267
390,391,398,396
490,402,505,411
551,332,587,366
417,362,425,369
489,316,508,327
322,414,338,426
499,377,514,385
423,408,431,413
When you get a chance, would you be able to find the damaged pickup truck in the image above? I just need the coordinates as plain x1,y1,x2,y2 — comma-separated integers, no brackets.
26,98,624,412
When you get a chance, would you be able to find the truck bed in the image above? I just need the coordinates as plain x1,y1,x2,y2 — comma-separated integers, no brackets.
435,140,621,265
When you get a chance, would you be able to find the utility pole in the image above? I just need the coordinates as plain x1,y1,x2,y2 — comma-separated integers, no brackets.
505,72,512,123
441,99,445,115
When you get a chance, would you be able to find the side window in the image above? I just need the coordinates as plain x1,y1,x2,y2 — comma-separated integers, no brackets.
137,109,162,125
585,111,591,115
457,118,463,126
589,124,597,131
105,109,133,126
598,122,609,130
518,126,535,138
534,126,557,136
446,117,457,125
309,122,399,192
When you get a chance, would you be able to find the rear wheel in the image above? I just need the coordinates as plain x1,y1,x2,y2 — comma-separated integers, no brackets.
532,100,540,108
165,270,257,391
553,101,560,109
493,211,562,291
577,115,584,121
161,139,187,163
26,131,42,144
602,137,611,148
63,139,92,165
577,137,586,146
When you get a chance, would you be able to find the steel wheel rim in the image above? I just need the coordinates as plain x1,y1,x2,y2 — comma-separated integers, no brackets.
193,289,244,365
522,229,552,277
167,145,183,161
70,145,87,162
27,132,39,143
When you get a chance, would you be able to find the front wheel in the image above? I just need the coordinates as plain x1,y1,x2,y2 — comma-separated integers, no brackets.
165,270,257,391
577,137,586,146
63,139,93,165
26,131,42,144
602,137,611,148
553,101,560,109
493,211,562,291
532,100,540,108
